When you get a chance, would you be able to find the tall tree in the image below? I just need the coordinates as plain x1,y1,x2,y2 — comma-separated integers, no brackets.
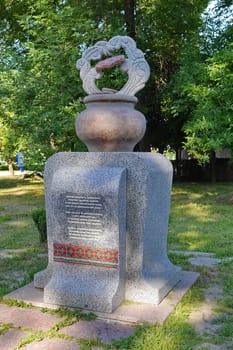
124,0,136,38
168,0,233,165
0,0,209,169
136,0,209,151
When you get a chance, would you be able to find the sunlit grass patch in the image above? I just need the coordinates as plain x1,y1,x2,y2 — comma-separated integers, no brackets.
0,215,12,223
0,246,47,296
0,219,41,249
169,183,233,257
109,319,200,350
0,176,46,295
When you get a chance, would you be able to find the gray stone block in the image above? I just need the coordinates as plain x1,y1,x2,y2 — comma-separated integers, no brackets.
43,166,126,313
35,152,181,307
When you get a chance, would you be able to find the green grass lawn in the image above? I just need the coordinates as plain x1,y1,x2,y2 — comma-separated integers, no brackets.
169,183,233,257
0,176,47,296
0,176,232,350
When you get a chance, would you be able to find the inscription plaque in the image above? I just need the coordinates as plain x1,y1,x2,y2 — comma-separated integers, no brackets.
64,195,104,241
40,165,126,313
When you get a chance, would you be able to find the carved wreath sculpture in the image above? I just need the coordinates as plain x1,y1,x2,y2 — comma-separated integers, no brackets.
76,36,150,96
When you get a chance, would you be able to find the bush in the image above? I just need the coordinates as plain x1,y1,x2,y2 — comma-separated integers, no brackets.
0,164,9,171
32,208,47,243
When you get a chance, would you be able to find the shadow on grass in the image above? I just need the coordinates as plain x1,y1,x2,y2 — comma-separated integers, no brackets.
169,183,233,257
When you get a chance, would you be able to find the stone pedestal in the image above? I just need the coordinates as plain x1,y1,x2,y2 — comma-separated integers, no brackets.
33,36,183,313
34,152,181,309
42,166,126,313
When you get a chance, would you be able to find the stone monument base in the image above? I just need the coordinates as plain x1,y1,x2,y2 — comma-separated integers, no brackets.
34,152,182,311
44,267,123,313
6,271,199,324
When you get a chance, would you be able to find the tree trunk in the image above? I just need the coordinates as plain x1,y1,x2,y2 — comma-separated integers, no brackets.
174,148,182,181
210,151,216,183
124,0,136,39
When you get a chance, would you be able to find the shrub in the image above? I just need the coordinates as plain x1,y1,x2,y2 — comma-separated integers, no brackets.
32,208,47,243
0,165,9,171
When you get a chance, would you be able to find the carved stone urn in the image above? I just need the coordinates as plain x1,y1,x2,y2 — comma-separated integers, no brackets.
76,36,150,151
76,94,146,151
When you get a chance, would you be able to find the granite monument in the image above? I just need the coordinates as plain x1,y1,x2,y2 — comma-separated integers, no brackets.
34,36,181,312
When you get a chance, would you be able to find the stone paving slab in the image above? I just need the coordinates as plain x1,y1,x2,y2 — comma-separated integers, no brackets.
0,329,27,350
170,250,216,257
189,256,220,267
4,284,58,310
23,338,80,349
59,319,135,344
0,304,64,331
0,270,200,349
4,270,199,324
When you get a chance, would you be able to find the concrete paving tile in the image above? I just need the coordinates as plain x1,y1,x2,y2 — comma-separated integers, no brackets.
60,319,135,344
0,304,64,331
4,283,59,310
195,343,224,350
0,329,27,350
170,250,216,257
189,257,220,267
23,338,80,349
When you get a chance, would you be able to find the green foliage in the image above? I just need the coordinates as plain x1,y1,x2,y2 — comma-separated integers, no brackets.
96,65,128,92
166,0,233,163
0,164,8,171
172,43,233,164
1,0,232,163
32,208,47,243
0,0,210,160
200,0,233,55
3,298,33,309
0,1,92,167
0,323,13,336
50,307,96,321
108,319,199,350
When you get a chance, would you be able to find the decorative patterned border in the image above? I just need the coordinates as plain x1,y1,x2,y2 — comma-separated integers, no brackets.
53,243,118,269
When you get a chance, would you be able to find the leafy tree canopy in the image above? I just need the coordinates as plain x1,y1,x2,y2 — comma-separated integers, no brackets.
0,0,211,169
168,0,233,164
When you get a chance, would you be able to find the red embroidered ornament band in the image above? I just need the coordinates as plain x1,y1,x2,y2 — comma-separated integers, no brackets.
53,243,119,269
